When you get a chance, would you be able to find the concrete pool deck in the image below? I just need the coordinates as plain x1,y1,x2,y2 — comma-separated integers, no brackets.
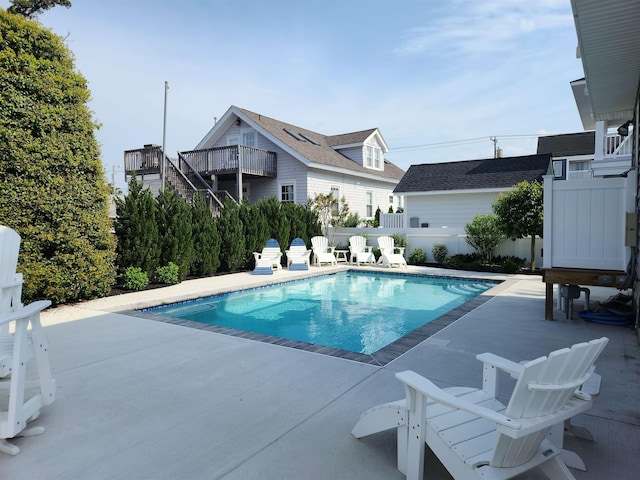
1,266,638,479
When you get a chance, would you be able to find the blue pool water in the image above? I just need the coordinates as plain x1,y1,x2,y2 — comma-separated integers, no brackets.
146,272,494,354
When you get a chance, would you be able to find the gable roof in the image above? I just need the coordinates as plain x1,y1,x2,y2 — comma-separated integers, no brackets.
537,132,595,157
394,154,551,194
197,106,403,182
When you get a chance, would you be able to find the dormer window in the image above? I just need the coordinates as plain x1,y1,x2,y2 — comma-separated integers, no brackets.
364,145,382,170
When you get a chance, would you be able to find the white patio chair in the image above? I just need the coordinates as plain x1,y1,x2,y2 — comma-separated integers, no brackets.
352,337,608,480
348,236,374,266
252,238,282,275
376,235,407,268
311,236,337,266
285,238,311,271
0,226,55,455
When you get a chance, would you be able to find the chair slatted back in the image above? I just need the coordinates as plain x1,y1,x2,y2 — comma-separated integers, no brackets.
311,236,329,254
491,337,608,468
261,238,281,258
288,238,307,255
0,226,23,314
349,236,366,254
376,236,394,256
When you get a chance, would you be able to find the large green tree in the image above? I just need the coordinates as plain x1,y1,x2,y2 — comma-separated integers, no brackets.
190,194,220,276
114,174,160,276
8,0,71,18
0,9,116,303
155,187,193,280
492,181,543,271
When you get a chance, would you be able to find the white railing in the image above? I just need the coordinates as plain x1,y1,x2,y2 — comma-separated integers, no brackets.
380,213,404,228
604,132,633,157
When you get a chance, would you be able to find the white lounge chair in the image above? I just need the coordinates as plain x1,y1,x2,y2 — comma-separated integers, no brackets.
349,236,374,266
252,238,282,275
311,236,337,266
0,226,55,455
285,238,311,271
352,337,608,480
376,235,407,268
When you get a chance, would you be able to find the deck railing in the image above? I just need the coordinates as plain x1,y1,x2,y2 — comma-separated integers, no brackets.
604,131,633,158
179,145,277,177
124,145,163,173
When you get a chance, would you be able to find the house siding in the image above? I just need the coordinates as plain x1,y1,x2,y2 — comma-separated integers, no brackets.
307,170,396,219
404,191,502,229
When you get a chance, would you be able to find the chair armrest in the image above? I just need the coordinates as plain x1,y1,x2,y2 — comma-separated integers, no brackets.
253,252,262,260
0,300,52,327
476,352,524,377
395,247,406,255
364,246,373,253
396,370,520,430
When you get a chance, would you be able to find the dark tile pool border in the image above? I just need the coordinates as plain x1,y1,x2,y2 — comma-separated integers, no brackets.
124,272,516,366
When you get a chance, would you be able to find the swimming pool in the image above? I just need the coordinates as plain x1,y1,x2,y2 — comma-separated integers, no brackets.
144,272,497,358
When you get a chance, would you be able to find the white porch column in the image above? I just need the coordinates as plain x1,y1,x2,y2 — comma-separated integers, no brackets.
594,120,608,162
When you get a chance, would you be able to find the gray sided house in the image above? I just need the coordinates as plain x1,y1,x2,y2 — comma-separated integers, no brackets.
394,154,551,229
124,106,404,220
537,131,595,181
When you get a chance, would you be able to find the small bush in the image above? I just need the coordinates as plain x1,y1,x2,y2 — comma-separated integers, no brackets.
122,267,149,291
391,233,408,250
432,243,448,263
408,248,427,265
155,262,180,285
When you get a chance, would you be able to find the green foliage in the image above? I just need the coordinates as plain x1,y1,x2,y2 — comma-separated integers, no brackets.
0,10,116,304
374,207,382,227
432,243,448,264
465,214,506,263
282,202,309,245
114,174,160,276
391,233,407,250
343,212,361,228
256,196,290,252
8,0,71,18
493,180,543,270
218,198,245,272
190,194,220,276
239,201,269,269
122,266,148,291
408,248,426,265
155,187,193,279
444,253,525,274
154,262,179,285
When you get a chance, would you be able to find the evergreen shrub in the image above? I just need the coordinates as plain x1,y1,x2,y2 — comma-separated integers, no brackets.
122,267,149,291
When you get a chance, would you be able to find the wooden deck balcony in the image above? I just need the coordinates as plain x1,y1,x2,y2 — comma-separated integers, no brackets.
179,145,277,178
124,145,277,178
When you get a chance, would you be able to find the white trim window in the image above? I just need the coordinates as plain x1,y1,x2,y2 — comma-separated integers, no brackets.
242,131,255,147
374,148,382,169
330,185,340,213
365,146,373,167
365,191,373,217
280,183,295,203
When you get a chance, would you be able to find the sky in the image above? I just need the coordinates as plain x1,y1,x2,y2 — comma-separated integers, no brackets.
1,0,586,191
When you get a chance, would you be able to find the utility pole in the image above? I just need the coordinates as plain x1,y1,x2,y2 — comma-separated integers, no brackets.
161,81,169,192
490,136,498,158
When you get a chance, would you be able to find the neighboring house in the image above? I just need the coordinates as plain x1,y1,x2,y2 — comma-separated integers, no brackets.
124,106,404,220
393,154,550,229
537,131,595,181
541,0,639,321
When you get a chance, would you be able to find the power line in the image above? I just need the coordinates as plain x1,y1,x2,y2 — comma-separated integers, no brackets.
389,133,542,152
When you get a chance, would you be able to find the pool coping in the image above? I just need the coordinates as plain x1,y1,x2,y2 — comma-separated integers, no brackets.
125,272,517,366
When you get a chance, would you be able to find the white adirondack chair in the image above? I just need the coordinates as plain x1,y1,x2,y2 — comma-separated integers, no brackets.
311,236,337,266
285,238,311,271
377,236,407,268
0,226,55,455
352,337,608,480
349,236,374,265
252,238,282,275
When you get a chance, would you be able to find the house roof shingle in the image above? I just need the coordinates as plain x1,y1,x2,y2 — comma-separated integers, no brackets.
235,107,404,181
394,154,551,193
536,132,595,157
